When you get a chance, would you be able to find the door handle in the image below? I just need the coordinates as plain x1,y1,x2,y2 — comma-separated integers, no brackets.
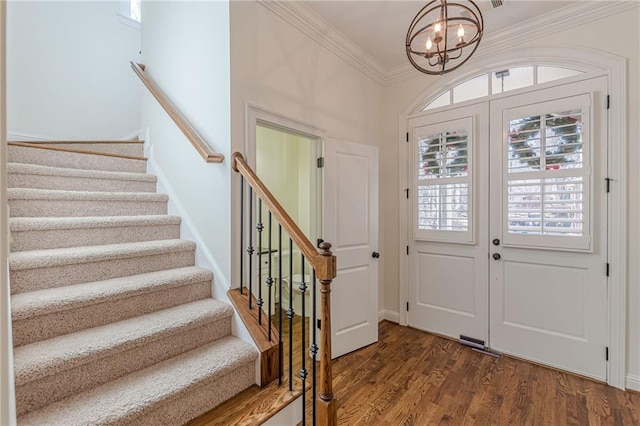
492,238,500,246
492,253,501,261
372,251,380,259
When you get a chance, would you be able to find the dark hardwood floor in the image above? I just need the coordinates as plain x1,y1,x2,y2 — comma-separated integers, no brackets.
325,321,640,425
191,319,640,425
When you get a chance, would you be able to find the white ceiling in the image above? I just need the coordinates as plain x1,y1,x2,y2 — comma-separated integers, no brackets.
304,0,578,70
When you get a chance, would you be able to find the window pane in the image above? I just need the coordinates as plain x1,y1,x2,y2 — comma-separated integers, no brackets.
507,177,583,236
131,0,141,22
418,130,468,179
424,91,451,111
453,74,488,103
538,66,583,84
418,183,469,231
492,67,534,94
507,108,583,173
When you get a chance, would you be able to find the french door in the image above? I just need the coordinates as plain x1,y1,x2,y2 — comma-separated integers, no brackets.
408,76,608,381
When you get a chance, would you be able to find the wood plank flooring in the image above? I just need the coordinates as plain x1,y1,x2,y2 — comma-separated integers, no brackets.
324,321,640,425
190,320,640,425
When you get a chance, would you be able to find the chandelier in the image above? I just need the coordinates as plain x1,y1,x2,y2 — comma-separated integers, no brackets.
406,0,484,75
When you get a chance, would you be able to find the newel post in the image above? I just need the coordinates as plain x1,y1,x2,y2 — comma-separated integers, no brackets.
316,242,337,426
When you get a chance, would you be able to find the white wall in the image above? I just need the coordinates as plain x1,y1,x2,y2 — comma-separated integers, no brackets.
1,3,16,424
140,1,232,284
230,0,385,308
7,1,141,140
382,6,640,388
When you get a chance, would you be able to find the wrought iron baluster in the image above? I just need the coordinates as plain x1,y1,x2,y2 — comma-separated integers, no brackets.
257,199,264,323
278,224,283,386
311,269,318,425
267,212,273,340
287,238,294,391
299,256,307,425
247,188,254,309
240,176,244,295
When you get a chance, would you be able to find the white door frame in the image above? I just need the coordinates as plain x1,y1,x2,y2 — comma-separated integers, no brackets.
398,47,627,389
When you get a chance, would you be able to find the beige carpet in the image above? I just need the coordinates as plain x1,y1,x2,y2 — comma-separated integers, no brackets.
8,141,256,425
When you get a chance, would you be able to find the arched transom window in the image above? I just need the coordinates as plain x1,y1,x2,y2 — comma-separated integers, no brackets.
424,66,584,111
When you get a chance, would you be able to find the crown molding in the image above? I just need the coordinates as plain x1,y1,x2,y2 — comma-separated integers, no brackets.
260,1,639,87
258,0,387,85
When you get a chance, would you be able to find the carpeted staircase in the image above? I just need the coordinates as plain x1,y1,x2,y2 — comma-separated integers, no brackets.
7,141,257,425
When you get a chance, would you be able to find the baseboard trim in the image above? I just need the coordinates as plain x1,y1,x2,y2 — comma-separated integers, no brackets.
378,309,399,323
7,131,58,141
627,374,640,392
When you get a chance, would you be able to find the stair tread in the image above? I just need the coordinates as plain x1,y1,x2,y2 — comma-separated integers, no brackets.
8,142,147,161
18,336,256,426
8,162,156,182
8,140,144,144
13,298,234,385
7,187,168,201
11,266,212,320
10,215,181,232
9,239,195,271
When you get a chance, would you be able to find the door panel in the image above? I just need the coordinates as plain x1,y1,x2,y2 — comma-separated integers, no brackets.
489,77,608,380
408,102,489,343
324,139,379,358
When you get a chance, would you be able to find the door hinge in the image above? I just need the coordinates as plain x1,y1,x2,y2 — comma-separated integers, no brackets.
606,346,609,361
607,95,610,110
317,319,321,329
406,245,409,255
606,263,610,277
405,188,409,199
406,132,409,142
406,302,409,311
605,177,612,193
317,157,325,168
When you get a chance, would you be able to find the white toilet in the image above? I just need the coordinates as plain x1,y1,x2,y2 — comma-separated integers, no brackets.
282,274,312,317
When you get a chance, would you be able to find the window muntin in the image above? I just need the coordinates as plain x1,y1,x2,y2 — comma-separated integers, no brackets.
422,65,586,111
502,94,591,250
414,117,474,243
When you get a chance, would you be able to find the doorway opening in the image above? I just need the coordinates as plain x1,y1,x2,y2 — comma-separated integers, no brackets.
255,123,321,316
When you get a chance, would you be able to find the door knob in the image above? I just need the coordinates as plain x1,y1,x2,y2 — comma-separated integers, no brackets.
492,253,501,261
492,238,500,246
372,251,380,259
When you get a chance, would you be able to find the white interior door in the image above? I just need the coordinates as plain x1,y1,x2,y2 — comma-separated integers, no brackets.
323,139,379,358
407,102,489,343
489,77,608,381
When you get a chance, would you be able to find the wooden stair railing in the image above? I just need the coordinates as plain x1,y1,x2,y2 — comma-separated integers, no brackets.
130,62,224,164
232,152,337,426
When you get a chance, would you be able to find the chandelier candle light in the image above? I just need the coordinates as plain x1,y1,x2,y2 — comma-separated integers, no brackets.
406,0,484,75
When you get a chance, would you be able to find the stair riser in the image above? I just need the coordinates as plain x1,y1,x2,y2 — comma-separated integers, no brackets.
11,223,180,252
12,281,212,347
138,362,255,426
8,172,156,193
9,146,146,173
10,250,195,294
16,318,232,416
8,198,167,218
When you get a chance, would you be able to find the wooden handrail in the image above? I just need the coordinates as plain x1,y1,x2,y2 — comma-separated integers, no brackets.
232,152,336,281
232,151,337,425
130,62,224,164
